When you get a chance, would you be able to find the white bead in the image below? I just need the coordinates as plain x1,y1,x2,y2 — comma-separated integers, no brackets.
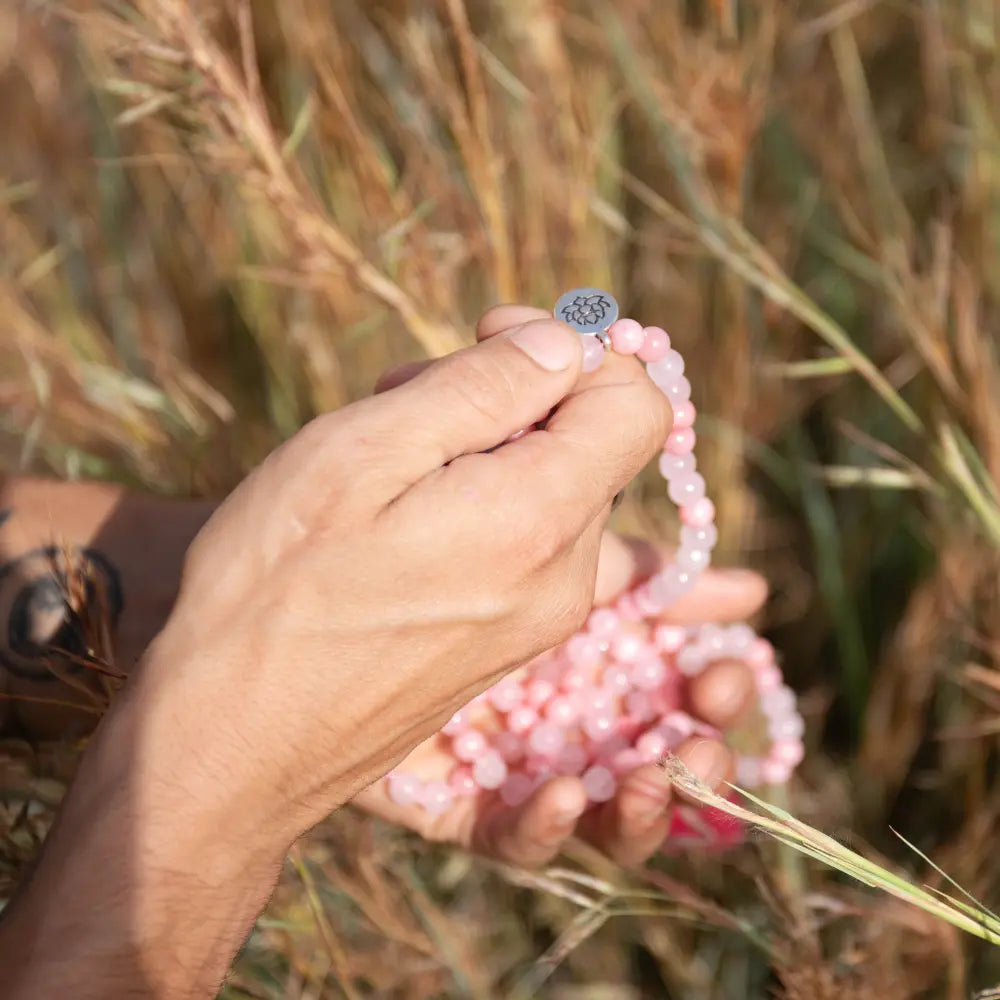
663,376,692,406
667,471,707,506
676,545,709,573
723,623,755,654
658,452,695,481
680,523,718,551
647,350,685,387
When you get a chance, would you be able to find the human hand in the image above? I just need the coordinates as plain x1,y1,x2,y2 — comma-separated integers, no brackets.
135,309,673,854
348,306,767,866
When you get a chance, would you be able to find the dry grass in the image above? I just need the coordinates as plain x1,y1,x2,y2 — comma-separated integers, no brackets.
3,0,1000,996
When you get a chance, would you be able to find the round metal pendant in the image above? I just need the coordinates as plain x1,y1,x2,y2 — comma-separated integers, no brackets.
553,287,619,334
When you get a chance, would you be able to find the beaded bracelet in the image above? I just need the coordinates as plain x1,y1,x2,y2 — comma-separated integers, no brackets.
384,289,804,846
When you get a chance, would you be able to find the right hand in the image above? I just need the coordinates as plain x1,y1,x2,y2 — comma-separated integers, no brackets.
134,311,673,852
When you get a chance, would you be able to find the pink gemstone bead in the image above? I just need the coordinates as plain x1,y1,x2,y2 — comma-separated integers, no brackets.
736,756,762,787
668,471,706,506
616,592,643,621
453,730,488,762
662,711,695,739
663,375,692,406
611,632,645,663
525,678,556,709
659,452,695,480
494,730,526,763
609,317,645,355
582,687,613,713
441,710,467,736
756,663,783,692
636,729,669,763
560,667,590,693
672,400,696,429
507,705,539,734
489,681,525,713
631,656,668,691
647,350,685,386
602,665,632,696
611,747,644,775
746,637,775,669
565,633,602,667
500,771,536,807
581,335,605,373
654,624,687,653
421,782,454,814
528,721,566,757
449,766,478,797
581,765,617,802
664,427,696,455
554,742,589,776
544,694,580,726
473,751,508,790
772,739,805,767
770,714,805,741
582,711,616,741
676,644,708,677
624,689,654,722
387,772,421,806
633,584,665,617
587,607,621,639
761,758,792,785
680,497,715,528
677,546,709,574
637,325,670,362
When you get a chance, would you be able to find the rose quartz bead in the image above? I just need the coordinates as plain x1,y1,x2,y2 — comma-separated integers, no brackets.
762,686,797,718
662,711,695,738
668,471,706,507
560,667,590,693
664,427,696,456
680,497,715,528
611,747,644,775
736,756,762,787
582,687,613,713
421,782,454,814
772,739,805,767
654,624,687,653
582,711,616,741
616,592,643,621
489,681,525,713
746,637,775,669
582,765,617,803
587,607,621,639
672,400,696,429
611,632,645,663
453,729,488,762
494,730,526,763
699,624,727,655
500,771,536,807
581,334,606,373
676,644,708,677
387,772,421,806
636,728,669,763
722,623,755,654
633,584,665,617
631,656,668,691
525,678,556,709
647,350,685,386
609,317,644,355
761,758,792,785
473,751,508,790
602,665,632,695
449,766,478,797
757,663,783,691
507,705,539,734
565,633,602,667
680,523,718,551
624,689,654,723
637,325,670,362
663,376,692,406
544,694,580,726
528,721,566,757
442,710,468,736
676,545,709,573
770,714,805,741
554,742,589,775
659,452,695,480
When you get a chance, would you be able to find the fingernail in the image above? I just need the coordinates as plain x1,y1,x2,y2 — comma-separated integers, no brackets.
507,322,580,372
683,740,731,790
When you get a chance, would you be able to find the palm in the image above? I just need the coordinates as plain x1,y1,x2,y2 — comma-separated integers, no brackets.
351,533,767,867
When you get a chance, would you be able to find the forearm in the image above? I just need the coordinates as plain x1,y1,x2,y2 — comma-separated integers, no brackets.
0,640,296,998
0,477,216,738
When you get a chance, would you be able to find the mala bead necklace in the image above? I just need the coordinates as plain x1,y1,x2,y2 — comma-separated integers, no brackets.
385,289,805,848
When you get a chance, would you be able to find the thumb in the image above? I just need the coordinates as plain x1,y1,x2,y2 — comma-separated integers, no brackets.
364,318,582,496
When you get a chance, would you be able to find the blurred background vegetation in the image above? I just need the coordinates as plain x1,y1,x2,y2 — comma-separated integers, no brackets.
2,0,1000,996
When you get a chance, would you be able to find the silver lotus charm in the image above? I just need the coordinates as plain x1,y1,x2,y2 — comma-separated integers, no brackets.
553,287,619,334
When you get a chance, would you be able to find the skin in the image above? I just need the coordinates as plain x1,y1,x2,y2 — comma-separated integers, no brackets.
0,307,763,997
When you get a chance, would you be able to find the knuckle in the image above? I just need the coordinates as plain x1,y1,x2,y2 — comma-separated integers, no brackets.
442,352,519,426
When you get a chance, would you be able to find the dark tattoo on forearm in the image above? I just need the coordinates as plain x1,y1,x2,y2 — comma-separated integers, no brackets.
0,508,124,684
